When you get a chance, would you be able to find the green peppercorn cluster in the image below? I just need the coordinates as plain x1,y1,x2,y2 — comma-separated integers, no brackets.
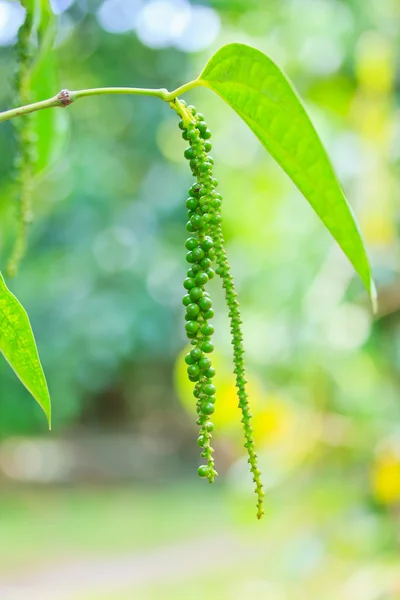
177,100,265,517
8,1,36,277
180,106,219,483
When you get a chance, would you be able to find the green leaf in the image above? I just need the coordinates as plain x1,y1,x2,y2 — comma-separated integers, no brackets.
0,273,51,426
197,43,376,310
32,52,70,174
31,0,69,174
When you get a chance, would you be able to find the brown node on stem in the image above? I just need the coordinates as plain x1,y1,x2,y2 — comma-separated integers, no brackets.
57,89,72,107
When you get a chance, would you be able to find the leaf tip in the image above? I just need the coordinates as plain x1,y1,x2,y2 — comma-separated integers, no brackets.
369,278,378,315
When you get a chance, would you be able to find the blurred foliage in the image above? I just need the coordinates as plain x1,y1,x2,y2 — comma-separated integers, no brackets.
1,0,400,595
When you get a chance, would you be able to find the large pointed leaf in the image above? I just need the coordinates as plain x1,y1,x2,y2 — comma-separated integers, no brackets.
0,273,51,426
197,43,376,309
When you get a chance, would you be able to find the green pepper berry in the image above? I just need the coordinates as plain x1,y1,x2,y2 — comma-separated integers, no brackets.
183,277,195,290
203,309,215,320
205,367,216,379
198,465,209,478
200,162,212,172
201,341,214,353
212,198,222,209
197,435,205,447
186,197,198,211
199,297,212,311
187,364,200,378
178,120,185,130
186,303,200,318
211,214,222,225
190,215,203,229
189,184,200,197
201,129,212,140
199,357,212,371
208,249,216,261
185,353,194,365
201,323,214,336
185,237,198,250
201,237,213,252
204,141,212,152
186,222,196,233
185,321,199,335
189,287,203,302
204,421,214,432
189,159,198,172
200,258,212,270
184,147,195,160
197,122,208,134
186,251,195,263
208,395,216,404
203,402,215,415
190,347,203,362
195,272,208,286
192,247,205,262
204,384,216,396
206,268,215,280
182,294,191,306
186,268,195,278
191,264,201,274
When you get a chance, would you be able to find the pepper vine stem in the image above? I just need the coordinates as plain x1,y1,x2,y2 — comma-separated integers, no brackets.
0,81,200,124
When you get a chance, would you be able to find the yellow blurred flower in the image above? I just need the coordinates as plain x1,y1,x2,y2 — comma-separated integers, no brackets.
372,448,400,504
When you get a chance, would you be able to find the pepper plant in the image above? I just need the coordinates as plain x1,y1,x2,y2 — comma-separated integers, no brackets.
0,1,376,517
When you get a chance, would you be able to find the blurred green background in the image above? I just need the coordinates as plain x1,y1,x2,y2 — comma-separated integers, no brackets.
1,0,400,597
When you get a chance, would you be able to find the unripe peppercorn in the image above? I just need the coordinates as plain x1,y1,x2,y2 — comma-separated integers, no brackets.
183,277,195,290
185,353,193,365
184,147,195,160
189,287,203,301
204,384,216,396
187,364,200,378
201,237,213,252
185,321,199,335
186,303,200,318
201,341,214,353
203,402,215,415
186,197,198,211
190,347,203,362
198,465,209,477
199,297,212,311
201,323,214,336
195,272,208,286
192,247,205,262
199,357,212,371
182,294,191,306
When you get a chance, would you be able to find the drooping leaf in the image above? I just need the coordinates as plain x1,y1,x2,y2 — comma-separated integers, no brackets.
197,43,376,309
31,0,69,174
0,272,51,426
32,51,70,174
